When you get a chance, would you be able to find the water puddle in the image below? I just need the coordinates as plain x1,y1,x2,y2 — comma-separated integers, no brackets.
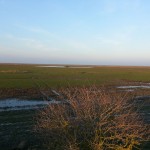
0,99,61,111
37,65,93,68
37,65,65,68
117,85,150,89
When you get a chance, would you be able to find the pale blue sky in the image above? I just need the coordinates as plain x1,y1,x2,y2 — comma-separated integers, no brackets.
0,0,150,65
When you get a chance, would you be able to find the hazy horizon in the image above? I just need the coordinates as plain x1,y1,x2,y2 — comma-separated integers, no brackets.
0,0,150,66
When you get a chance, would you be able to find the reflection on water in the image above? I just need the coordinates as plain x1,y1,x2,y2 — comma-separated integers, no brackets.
37,66,93,68
117,85,150,89
37,65,65,68
0,99,61,111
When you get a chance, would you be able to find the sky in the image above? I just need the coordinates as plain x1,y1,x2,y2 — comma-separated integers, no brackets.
0,0,150,66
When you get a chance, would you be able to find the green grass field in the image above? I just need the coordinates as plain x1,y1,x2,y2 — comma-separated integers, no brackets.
0,64,150,88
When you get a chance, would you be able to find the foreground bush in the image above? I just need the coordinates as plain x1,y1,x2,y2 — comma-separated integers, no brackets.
35,87,149,150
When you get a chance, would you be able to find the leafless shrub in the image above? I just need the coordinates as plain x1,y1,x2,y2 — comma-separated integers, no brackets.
35,87,149,150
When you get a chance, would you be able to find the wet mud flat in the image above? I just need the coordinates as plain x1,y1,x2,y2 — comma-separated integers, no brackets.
0,98,63,150
0,101,40,149
0,109,43,150
0,88,42,100
0,88,61,100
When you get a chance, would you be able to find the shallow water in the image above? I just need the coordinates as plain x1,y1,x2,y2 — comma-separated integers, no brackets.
117,85,150,89
37,65,65,68
37,65,93,68
0,99,61,111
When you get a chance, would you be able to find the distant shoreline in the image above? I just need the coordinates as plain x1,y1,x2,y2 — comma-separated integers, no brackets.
0,63,150,68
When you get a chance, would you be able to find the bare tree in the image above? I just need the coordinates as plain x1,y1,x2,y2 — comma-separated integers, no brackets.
35,87,149,150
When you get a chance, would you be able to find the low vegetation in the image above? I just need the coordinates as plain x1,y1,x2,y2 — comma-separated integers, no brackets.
0,64,150,149
35,87,149,150
0,64,150,89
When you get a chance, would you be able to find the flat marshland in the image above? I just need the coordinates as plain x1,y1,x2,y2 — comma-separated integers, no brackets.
0,64,150,89
0,64,150,149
